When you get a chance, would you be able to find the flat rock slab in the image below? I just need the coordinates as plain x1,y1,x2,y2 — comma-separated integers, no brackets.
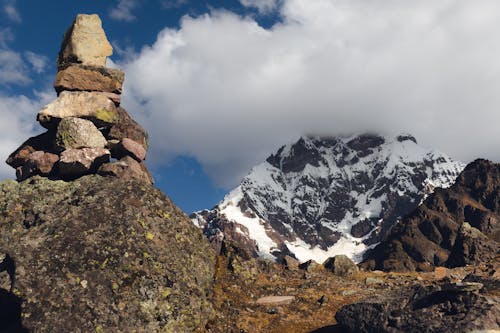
58,14,112,67
38,91,118,129
55,65,124,93
255,296,295,305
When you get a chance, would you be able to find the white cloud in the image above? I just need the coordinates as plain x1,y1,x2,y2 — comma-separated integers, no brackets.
0,89,54,179
109,0,139,22
118,0,500,187
24,51,49,74
240,0,281,14
3,1,21,23
0,49,31,85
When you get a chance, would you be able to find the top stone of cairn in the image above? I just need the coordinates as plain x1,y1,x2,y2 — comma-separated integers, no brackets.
57,14,113,67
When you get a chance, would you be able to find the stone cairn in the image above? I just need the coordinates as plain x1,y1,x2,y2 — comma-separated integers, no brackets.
6,14,153,184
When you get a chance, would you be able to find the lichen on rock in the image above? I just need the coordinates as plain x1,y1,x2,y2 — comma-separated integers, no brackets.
0,175,216,332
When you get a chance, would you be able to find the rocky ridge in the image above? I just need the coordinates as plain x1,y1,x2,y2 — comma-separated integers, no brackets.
362,158,500,272
192,134,464,264
6,14,152,184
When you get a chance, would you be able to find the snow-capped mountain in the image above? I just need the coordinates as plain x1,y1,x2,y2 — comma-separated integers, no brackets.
191,134,465,263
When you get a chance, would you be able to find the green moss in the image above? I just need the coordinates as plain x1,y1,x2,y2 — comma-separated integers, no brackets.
95,108,118,123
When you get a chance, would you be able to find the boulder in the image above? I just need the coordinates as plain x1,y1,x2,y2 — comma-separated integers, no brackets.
97,156,153,184
282,255,300,271
0,175,215,332
37,91,119,129
299,259,322,272
15,151,59,181
56,117,107,151
59,148,110,178
323,255,358,277
335,283,500,333
57,14,112,67
54,65,124,94
107,108,149,150
6,132,56,168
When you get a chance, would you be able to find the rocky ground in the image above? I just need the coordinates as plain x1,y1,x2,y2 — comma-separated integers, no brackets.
202,249,500,333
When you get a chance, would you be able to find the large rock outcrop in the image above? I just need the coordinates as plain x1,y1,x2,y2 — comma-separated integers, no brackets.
362,159,500,272
0,175,215,332
335,282,500,332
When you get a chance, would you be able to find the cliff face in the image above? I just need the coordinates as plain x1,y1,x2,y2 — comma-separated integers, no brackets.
362,159,500,272
0,175,215,332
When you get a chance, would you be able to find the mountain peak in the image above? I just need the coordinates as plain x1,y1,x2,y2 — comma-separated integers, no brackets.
193,133,465,264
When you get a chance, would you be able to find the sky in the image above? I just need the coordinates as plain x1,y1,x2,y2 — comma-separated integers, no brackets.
1,0,500,213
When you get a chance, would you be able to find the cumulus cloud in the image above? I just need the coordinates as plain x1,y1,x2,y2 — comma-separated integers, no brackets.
109,0,139,22
118,0,500,187
0,89,54,179
240,0,281,14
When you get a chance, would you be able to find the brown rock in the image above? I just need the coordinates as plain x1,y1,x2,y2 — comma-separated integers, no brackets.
57,14,112,67
323,255,358,277
37,91,119,129
15,151,59,181
108,108,148,150
97,156,153,184
56,117,107,151
434,266,448,280
282,255,300,271
54,65,124,94
59,148,110,178
6,132,55,168
111,138,147,161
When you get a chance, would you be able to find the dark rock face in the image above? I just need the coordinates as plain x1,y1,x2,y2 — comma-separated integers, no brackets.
335,283,500,333
193,134,463,262
362,159,500,272
0,175,215,332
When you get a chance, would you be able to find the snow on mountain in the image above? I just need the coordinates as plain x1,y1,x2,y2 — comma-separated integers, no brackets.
191,133,465,264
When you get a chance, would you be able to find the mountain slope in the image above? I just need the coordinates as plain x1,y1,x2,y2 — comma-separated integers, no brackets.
192,134,464,263
361,159,500,271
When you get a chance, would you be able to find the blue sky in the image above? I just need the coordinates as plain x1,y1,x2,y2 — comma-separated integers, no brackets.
1,0,500,213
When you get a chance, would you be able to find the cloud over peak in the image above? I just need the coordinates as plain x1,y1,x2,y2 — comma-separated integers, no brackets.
117,0,500,187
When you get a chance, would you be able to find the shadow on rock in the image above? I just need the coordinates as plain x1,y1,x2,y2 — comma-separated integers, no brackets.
0,288,28,332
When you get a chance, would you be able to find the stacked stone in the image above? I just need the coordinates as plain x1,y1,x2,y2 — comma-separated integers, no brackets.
6,14,153,184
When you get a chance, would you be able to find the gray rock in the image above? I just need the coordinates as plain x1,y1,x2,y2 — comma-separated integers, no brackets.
59,148,110,178
56,117,107,151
